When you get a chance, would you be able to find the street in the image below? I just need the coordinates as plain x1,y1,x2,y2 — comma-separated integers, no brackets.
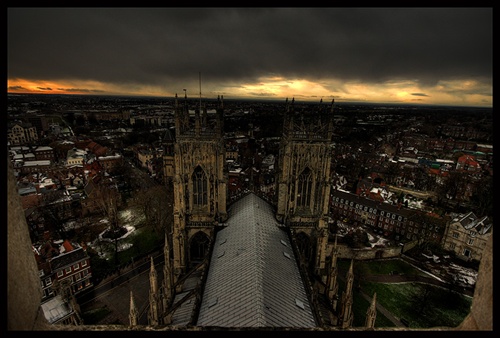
77,251,165,325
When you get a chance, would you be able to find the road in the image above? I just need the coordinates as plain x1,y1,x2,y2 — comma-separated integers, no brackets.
127,158,160,190
77,251,165,325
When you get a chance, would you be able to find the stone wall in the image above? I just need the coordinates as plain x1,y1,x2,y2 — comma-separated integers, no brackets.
334,244,402,260
7,159,50,330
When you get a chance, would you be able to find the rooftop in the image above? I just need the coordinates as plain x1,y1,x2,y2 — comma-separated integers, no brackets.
197,193,316,328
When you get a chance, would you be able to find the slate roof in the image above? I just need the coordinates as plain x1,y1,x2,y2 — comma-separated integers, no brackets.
49,246,88,271
41,294,74,324
456,212,492,235
170,269,202,326
196,192,316,328
332,188,414,217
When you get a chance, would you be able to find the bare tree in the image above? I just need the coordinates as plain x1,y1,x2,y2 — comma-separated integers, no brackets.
40,189,72,239
133,185,173,237
435,170,467,203
93,181,125,265
384,162,401,185
469,175,493,217
412,166,432,191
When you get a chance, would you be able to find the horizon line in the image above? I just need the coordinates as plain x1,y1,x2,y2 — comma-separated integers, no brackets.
7,92,492,109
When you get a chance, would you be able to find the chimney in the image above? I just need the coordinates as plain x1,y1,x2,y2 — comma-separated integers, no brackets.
62,239,74,252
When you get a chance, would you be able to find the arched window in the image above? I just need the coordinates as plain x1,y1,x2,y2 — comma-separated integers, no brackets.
296,231,315,274
296,232,311,259
297,167,313,208
192,166,207,206
189,231,210,266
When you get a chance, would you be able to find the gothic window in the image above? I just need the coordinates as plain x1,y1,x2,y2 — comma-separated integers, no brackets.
189,231,210,265
297,167,313,208
192,166,208,207
296,231,312,263
314,181,322,212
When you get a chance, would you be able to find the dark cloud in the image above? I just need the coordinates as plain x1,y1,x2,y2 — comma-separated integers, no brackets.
8,86,25,91
60,88,106,93
7,8,492,89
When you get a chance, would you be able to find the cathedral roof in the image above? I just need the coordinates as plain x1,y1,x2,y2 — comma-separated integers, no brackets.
196,192,316,328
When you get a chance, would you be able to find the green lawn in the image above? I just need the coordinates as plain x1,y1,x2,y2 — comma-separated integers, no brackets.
336,258,473,329
89,225,162,281
117,226,162,264
336,274,395,328
360,281,471,328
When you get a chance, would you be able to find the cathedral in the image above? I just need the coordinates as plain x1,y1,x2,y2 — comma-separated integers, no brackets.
139,95,376,329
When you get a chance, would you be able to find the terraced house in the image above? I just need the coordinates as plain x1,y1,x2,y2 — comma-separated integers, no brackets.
442,211,492,263
330,189,446,245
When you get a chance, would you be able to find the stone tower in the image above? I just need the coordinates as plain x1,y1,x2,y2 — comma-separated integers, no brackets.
172,92,228,283
276,98,334,279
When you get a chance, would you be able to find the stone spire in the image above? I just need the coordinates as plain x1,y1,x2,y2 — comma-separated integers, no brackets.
365,292,377,329
326,235,340,309
162,232,174,313
345,259,354,294
148,256,162,325
149,256,158,294
339,259,354,329
129,290,139,327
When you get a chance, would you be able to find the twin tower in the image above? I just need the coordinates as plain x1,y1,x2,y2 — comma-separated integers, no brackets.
171,94,334,284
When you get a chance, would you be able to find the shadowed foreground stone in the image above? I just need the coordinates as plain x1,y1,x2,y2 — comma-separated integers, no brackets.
7,159,50,330
456,226,493,330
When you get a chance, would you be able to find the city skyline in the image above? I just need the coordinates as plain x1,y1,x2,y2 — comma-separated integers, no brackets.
7,7,492,107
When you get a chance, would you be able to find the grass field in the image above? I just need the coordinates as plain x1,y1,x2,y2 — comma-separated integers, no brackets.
337,258,473,329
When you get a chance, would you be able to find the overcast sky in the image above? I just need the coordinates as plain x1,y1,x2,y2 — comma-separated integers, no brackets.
7,7,492,107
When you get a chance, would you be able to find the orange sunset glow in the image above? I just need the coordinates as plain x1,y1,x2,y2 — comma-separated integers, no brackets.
7,76,492,107
7,79,109,95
